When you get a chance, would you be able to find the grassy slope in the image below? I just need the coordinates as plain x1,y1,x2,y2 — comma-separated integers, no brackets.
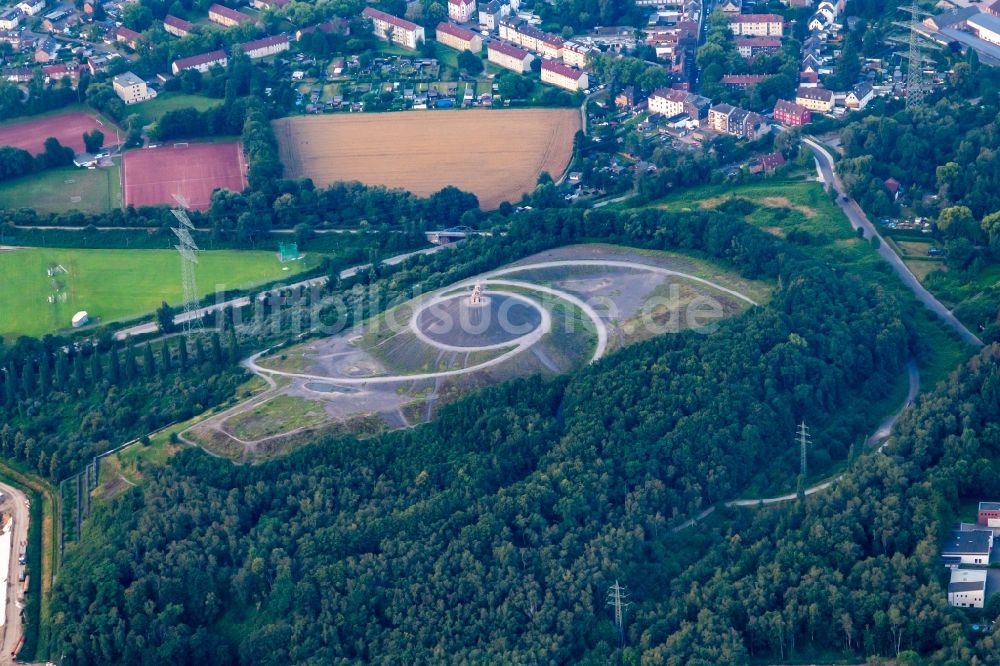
631,179,974,389
0,160,121,214
0,247,323,339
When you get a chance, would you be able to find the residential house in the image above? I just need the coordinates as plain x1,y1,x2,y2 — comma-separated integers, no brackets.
115,26,141,49
648,88,710,122
487,39,532,73
87,55,109,75
730,14,783,37
499,18,563,59
649,87,687,117
884,177,901,201
33,39,59,62
720,74,766,90
478,0,508,32
250,0,289,9
43,63,81,84
808,13,832,33
295,19,350,40
707,103,765,139
447,0,476,23
562,40,590,68
113,71,154,103
795,86,834,112
948,568,988,609
799,68,819,87
239,34,290,59
171,49,228,75
0,29,28,50
615,85,636,109
0,8,21,30
163,15,193,38
16,0,45,17
773,98,810,126
844,81,873,110
3,66,33,82
436,22,482,53
735,36,781,59
978,502,1000,528
707,104,734,134
540,60,587,91
362,7,425,50
730,108,766,139
749,151,785,174
718,0,741,15
208,3,253,27
941,530,993,566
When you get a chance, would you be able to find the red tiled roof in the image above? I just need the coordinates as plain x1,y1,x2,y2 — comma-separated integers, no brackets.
796,86,833,101
173,49,227,70
735,37,781,47
436,22,476,42
208,4,252,23
488,40,529,59
164,15,193,31
731,13,783,23
774,99,808,115
240,34,288,52
757,152,786,170
721,74,767,84
651,87,687,102
362,7,419,32
541,59,584,80
116,26,141,41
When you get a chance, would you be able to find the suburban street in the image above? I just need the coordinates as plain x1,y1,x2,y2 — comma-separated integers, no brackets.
114,244,448,340
804,137,984,347
0,481,29,665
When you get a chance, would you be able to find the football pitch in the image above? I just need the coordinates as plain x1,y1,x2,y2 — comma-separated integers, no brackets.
0,247,322,340
0,162,122,214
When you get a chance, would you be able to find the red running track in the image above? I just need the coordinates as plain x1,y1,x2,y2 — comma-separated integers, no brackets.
122,142,248,211
0,112,111,155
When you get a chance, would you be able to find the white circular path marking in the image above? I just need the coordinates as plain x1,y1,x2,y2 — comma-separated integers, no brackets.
245,260,757,385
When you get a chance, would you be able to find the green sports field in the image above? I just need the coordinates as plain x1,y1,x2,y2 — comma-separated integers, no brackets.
0,247,322,340
0,162,122,214
131,93,224,127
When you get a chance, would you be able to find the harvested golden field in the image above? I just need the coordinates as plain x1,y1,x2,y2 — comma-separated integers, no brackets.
273,109,579,209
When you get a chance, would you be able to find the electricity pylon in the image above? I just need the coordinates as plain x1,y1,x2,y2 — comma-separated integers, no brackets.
171,194,202,334
798,421,811,478
900,5,931,109
607,580,631,649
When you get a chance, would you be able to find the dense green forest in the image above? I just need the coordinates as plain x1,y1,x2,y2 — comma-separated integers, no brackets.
0,331,244,480
46,207,938,664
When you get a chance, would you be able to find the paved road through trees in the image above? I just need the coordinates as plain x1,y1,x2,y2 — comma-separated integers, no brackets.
804,136,983,347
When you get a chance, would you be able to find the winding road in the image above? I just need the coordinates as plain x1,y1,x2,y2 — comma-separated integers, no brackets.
671,359,920,531
804,137,983,347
